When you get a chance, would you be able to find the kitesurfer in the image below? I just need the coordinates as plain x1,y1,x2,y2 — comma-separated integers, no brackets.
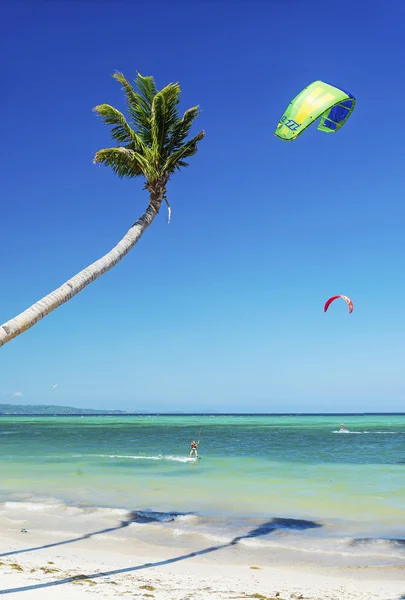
190,440,198,458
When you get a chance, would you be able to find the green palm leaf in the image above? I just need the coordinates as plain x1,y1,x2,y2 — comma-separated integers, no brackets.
165,106,201,157
113,72,153,144
94,104,149,154
93,148,143,178
135,73,158,106
163,131,205,174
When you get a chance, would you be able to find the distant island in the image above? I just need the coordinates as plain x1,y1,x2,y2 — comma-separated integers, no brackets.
0,403,127,415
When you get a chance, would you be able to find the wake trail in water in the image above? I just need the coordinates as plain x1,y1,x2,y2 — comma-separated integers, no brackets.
89,454,197,463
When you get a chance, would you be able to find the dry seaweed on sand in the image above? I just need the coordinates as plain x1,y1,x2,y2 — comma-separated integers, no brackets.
140,585,156,591
70,574,97,585
40,566,61,574
238,594,285,600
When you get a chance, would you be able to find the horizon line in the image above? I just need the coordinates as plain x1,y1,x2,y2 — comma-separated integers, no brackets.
1,412,405,417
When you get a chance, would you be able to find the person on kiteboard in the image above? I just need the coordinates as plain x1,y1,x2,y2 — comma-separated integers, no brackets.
190,440,198,458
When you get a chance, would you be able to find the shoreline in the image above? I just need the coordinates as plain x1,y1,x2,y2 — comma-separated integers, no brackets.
1,496,405,599
1,494,405,565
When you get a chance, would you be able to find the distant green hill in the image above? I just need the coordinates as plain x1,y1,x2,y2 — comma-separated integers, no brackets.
0,404,126,415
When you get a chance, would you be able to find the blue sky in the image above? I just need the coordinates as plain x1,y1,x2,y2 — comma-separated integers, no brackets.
1,0,404,412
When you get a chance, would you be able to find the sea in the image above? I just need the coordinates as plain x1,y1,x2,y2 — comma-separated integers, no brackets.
1,414,405,567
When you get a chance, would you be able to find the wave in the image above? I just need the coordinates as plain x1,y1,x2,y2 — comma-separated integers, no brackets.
130,510,197,524
333,430,398,435
236,535,405,559
169,523,405,560
88,506,130,518
2,500,64,512
0,500,196,527
172,528,232,543
166,522,405,561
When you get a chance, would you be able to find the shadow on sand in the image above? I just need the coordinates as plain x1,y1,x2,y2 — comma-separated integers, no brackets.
0,514,321,594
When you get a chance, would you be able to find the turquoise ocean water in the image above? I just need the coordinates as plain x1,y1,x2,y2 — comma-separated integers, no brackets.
1,414,405,566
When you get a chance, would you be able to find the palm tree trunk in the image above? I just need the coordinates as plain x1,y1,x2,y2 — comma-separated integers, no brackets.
0,198,162,349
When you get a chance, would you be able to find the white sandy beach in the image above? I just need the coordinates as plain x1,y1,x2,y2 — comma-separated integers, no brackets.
1,518,404,600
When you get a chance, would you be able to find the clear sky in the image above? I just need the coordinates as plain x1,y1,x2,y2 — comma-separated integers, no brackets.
1,0,404,412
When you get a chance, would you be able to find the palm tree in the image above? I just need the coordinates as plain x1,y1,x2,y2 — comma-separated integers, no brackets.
0,71,204,348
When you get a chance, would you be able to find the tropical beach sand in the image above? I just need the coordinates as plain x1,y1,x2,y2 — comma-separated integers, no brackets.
0,508,404,600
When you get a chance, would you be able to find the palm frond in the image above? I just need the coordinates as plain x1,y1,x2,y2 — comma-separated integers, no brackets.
131,151,159,182
113,72,152,143
165,106,201,157
94,104,146,152
163,130,205,174
151,92,165,158
94,147,144,178
151,84,181,157
159,83,181,130
135,73,158,105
